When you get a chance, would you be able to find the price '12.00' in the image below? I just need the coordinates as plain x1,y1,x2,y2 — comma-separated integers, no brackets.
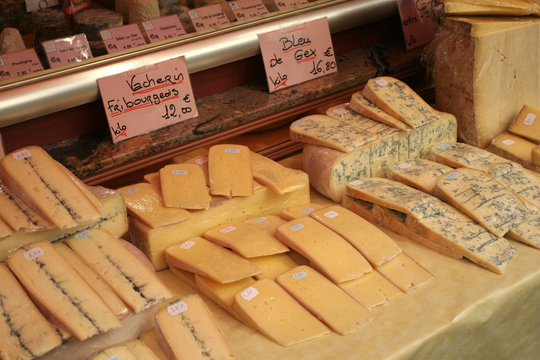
309,59,336,76
162,103,192,119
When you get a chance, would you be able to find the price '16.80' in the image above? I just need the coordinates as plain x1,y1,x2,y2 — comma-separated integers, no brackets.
309,59,336,76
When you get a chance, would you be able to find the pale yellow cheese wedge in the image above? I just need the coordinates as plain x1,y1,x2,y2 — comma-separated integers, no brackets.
66,229,172,313
487,161,540,210
6,241,122,340
140,328,169,360
376,253,433,293
0,217,13,238
165,237,262,283
184,154,210,185
117,182,192,228
124,339,161,360
275,217,373,283
290,114,379,152
386,158,454,195
0,146,101,229
489,132,536,166
532,145,540,166
310,205,402,267
280,202,327,220
54,159,103,209
325,103,401,138
249,253,299,280
54,242,130,319
428,142,509,171
208,144,253,198
362,76,439,128
168,266,197,288
250,152,306,195
155,295,237,360
0,181,52,232
349,92,411,131
276,265,371,335
144,172,161,189
338,270,402,309
159,164,211,210
233,278,330,346
91,339,160,360
171,147,209,165
195,274,256,314
508,104,540,143
0,264,62,360
203,222,289,258
243,215,286,235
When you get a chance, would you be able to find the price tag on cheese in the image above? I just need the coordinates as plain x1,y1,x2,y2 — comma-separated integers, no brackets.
42,34,93,68
100,24,147,54
167,300,188,315
25,0,59,12
97,56,198,143
258,17,337,92
188,4,230,32
274,0,308,10
0,49,44,81
143,15,187,43
228,0,269,20
396,0,436,50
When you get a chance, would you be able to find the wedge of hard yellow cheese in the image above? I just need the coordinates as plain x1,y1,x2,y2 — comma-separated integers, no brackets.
159,164,211,210
0,181,52,232
208,144,253,198
90,339,160,360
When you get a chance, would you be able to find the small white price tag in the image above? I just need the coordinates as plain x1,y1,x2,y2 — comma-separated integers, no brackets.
167,300,188,315
142,21,154,30
240,286,259,301
349,180,364,186
375,79,388,86
293,271,308,280
290,224,304,232
502,139,515,146
294,121,304,127
333,107,347,115
172,169,188,175
301,208,314,214
24,247,44,261
195,156,208,165
398,162,412,169
75,231,91,239
323,210,339,219
220,226,237,234
446,172,460,180
524,113,536,126
180,240,196,249
12,149,31,160
255,217,267,223
125,187,139,195
225,148,240,154
439,144,451,149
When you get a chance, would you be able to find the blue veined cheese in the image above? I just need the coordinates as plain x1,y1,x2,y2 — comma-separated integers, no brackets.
428,142,508,171
303,113,457,202
486,161,540,210
325,104,403,137
348,92,411,131
362,76,440,128
290,114,379,152
434,168,530,237
386,158,454,195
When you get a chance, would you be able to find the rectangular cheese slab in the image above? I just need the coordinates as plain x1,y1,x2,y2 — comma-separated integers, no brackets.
488,132,540,171
159,164,211,210
280,202,326,221
243,215,286,235
376,253,433,293
386,158,454,195
90,340,160,360
338,270,403,309
232,278,330,346
303,113,457,202
276,265,371,335
249,253,299,280
195,274,256,315
140,328,169,360
250,152,306,195
349,92,411,131
208,144,253,198
326,103,402,138
440,0,540,16
486,161,540,210
428,142,509,171
506,211,540,249
508,104,540,144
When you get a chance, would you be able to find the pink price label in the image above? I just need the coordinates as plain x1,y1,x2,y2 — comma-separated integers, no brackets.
258,17,337,92
188,4,230,32
97,57,198,143
43,34,93,68
396,0,436,50
25,0,59,12
229,0,269,20
100,24,147,54
274,0,308,10
143,15,187,43
0,49,44,81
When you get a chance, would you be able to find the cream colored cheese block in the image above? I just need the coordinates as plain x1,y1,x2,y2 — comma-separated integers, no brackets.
0,181,52,232
338,270,402,309
386,158,454,195
532,145,540,166
280,202,327,220
250,152,306,195
140,328,168,360
275,217,373,283
243,215,286,235
159,164,211,210
488,132,539,170
208,144,253,198
303,113,457,202
0,264,62,360
440,0,540,15
117,182,192,229
195,274,256,315
0,146,101,229
203,222,289,258
309,205,402,267
249,253,299,280
506,211,540,249
54,242,130,319
232,278,330,346
349,92,411,131
6,241,122,340
376,253,433,293
326,103,401,138
487,161,540,210
55,159,103,210
290,114,379,152
434,168,530,237
428,142,509,171
276,265,371,335
66,229,172,313
165,237,262,283
90,339,160,360
362,76,440,128
155,295,237,360
144,172,161,189
508,104,540,143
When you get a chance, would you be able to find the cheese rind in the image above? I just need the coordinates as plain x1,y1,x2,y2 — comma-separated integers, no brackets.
349,92,411,131
159,164,210,210
532,145,540,166
386,158,454,195
208,144,253,198
0,181,52,232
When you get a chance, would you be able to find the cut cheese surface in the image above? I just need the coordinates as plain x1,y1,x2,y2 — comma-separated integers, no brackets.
362,76,439,128
487,161,540,210
249,252,299,280
184,154,210,185
159,164,210,210
195,274,256,314
168,266,197,288
6,241,122,340
117,182,192,228
506,211,540,249
0,264,62,360
91,339,160,360
280,202,327,221
0,217,13,238
532,145,540,166
144,172,161,189
276,265,371,335
275,217,373,283
349,92,411,131
376,253,433,293
66,229,172,313
250,152,306,195
140,328,169,360
155,295,237,360
338,270,402,309
165,237,262,283
441,0,540,15
0,181,52,232
233,278,330,346
428,142,509,171
386,158,454,195
203,222,289,258
309,205,402,267
0,146,101,229
208,144,253,198
326,103,401,138
434,168,530,237
508,104,540,143
290,114,379,152
489,132,536,167
243,215,286,235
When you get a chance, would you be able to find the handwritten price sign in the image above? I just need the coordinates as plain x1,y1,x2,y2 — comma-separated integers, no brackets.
258,17,337,93
396,0,436,50
0,49,44,81
97,57,198,143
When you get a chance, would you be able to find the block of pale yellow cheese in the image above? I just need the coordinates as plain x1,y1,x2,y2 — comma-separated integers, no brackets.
0,264,62,360
208,144,253,198
144,172,161,189
376,253,433,293
0,217,13,238
349,92,411,131
338,270,402,309
233,278,330,346
280,202,327,220
159,164,211,210
243,215,286,235
155,295,237,360
275,217,373,283
90,339,160,360
532,145,540,166
6,241,122,340
195,274,256,315
165,237,262,283
439,0,540,15
183,154,210,185
276,265,371,335
140,328,169,360
386,158,454,195
250,151,306,195
508,104,540,143
249,252,299,280
488,132,539,170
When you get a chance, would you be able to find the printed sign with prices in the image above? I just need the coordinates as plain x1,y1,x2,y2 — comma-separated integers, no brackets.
188,4,230,32
42,34,93,68
143,15,187,43
97,57,198,143
258,17,337,92
0,49,44,81
100,24,147,54
229,0,269,20
25,0,59,12
274,0,308,10
397,0,436,50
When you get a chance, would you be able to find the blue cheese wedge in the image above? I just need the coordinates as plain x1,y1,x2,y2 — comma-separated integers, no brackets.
386,158,454,195
486,161,540,210
325,103,403,136
428,142,508,171
349,92,411,131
